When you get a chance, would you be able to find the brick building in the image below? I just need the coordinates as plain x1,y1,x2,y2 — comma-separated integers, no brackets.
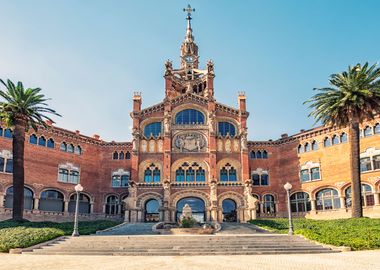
0,10,379,223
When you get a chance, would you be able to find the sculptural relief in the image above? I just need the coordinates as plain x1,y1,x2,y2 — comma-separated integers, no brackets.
140,140,147,153
217,140,223,152
225,139,231,153
174,132,207,152
233,139,240,152
157,140,163,152
148,140,155,153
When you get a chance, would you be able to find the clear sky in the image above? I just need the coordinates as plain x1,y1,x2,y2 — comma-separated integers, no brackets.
1,0,379,141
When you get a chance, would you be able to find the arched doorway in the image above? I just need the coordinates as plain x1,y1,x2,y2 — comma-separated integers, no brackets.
222,199,237,222
68,193,91,214
176,197,205,222
145,199,160,222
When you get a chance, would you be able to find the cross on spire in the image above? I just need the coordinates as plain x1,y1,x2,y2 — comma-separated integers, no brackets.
183,4,195,20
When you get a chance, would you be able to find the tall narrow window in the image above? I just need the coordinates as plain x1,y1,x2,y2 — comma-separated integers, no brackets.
229,167,237,181
144,168,152,182
5,159,13,173
113,151,118,160
323,137,331,147
364,126,373,137
186,168,195,182
298,145,304,154
262,150,268,159
261,173,269,185
332,135,339,145
340,133,347,143
69,170,79,184
256,151,262,158
47,138,55,148
126,151,131,159
176,168,185,182
0,157,4,172
311,140,318,150
311,167,320,180
360,157,372,172
220,168,228,182
196,168,205,182
263,194,276,214
153,167,160,182
373,155,380,170
300,169,310,182
375,124,380,134
60,142,67,151
304,143,311,152
29,134,37,144
119,151,124,160
121,175,129,187
252,173,260,186
74,146,81,155
4,129,12,138
38,136,46,146
67,144,74,153
58,169,69,182
250,151,256,159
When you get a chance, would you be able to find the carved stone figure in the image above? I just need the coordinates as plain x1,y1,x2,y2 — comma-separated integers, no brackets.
240,129,248,151
180,204,193,221
174,132,206,152
163,180,171,200
208,110,216,133
210,182,217,202
164,111,171,134
164,60,173,76
132,128,140,152
244,182,258,210
207,60,214,75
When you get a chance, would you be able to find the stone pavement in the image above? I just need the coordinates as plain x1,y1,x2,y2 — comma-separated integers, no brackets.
0,251,379,270
217,222,269,234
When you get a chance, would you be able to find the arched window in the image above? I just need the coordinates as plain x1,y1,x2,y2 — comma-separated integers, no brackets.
262,150,268,159
153,167,160,182
222,199,237,222
340,133,347,143
67,144,74,153
144,164,161,183
323,137,331,147
119,151,125,160
364,126,373,137
38,136,46,146
60,142,67,151
176,168,185,182
126,151,131,159
261,173,269,185
175,109,205,125
311,140,318,150
375,124,380,134
304,143,311,152
218,122,236,137
105,195,119,215
297,145,304,154
263,194,276,214
345,184,374,207
196,167,205,182
29,134,37,144
220,163,237,182
74,145,81,155
47,138,55,148
316,188,340,210
4,186,34,210
290,192,311,213
256,151,262,158
113,151,118,160
144,122,162,138
250,151,256,159
186,168,195,182
4,129,12,138
68,193,91,214
39,190,64,212
332,135,339,145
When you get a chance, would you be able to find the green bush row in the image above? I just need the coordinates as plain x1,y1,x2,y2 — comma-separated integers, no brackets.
0,220,121,252
250,218,380,250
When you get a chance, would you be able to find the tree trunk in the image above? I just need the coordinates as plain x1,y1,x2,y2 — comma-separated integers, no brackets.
12,117,26,221
348,121,363,218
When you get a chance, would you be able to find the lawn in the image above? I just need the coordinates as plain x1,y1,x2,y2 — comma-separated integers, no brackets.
0,220,121,252
250,218,380,250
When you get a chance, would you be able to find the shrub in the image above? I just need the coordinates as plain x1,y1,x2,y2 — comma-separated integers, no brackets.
0,220,121,253
250,218,380,250
181,217,197,228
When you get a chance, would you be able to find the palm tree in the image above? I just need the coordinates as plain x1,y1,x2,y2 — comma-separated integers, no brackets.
305,62,380,218
0,79,60,221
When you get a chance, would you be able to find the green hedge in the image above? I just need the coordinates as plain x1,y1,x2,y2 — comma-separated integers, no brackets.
0,220,121,252
250,218,380,250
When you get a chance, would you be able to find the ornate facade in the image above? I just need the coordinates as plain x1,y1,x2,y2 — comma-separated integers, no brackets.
0,9,380,223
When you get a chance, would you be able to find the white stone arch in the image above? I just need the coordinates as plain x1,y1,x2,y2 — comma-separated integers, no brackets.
170,190,211,209
171,157,210,182
311,186,341,200
68,191,94,204
217,191,245,209
216,158,242,182
39,187,67,201
138,159,163,182
136,192,163,210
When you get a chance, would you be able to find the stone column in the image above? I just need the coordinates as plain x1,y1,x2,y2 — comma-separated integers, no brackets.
339,196,346,209
311,199,316,211
33,198,40,210
374,192,380,206
210,207,218,222
90,203,94,214
124,210,130,222
130,209,138,222
64,200,69,214
0,194,4,208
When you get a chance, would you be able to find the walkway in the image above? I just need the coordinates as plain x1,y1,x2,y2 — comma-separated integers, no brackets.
96,223,156,235
217,222,269,234
1,251,379,270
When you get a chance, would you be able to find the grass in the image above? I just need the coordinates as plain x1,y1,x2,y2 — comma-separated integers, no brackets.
0,220,121,252
250,218,380,250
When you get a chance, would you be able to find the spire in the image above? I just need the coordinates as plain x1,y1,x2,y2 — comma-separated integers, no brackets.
181,4,198,68
183,4,195,42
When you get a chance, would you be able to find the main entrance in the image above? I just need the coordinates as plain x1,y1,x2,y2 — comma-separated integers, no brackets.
144,199,160,222
176,197,205,222
222,199,237,222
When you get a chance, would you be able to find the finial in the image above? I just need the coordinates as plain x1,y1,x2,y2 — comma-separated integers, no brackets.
183,4,195,19
183,4,195,42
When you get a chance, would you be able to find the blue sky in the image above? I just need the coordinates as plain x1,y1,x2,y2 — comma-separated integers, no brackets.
1,0,379,141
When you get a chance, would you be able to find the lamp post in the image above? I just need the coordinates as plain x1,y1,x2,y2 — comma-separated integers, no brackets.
283,182,294,235
72,184,83,237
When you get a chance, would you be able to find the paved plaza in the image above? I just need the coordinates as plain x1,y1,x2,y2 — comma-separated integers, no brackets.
1,251,379,270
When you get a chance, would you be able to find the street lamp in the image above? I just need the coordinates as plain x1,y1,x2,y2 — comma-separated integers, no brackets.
72,183,84,237
283,182,294,235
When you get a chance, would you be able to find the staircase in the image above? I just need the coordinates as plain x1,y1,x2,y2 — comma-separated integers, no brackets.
23,234,338,256
96,223,156,235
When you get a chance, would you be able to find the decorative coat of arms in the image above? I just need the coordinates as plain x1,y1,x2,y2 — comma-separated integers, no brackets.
174,132,206,152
